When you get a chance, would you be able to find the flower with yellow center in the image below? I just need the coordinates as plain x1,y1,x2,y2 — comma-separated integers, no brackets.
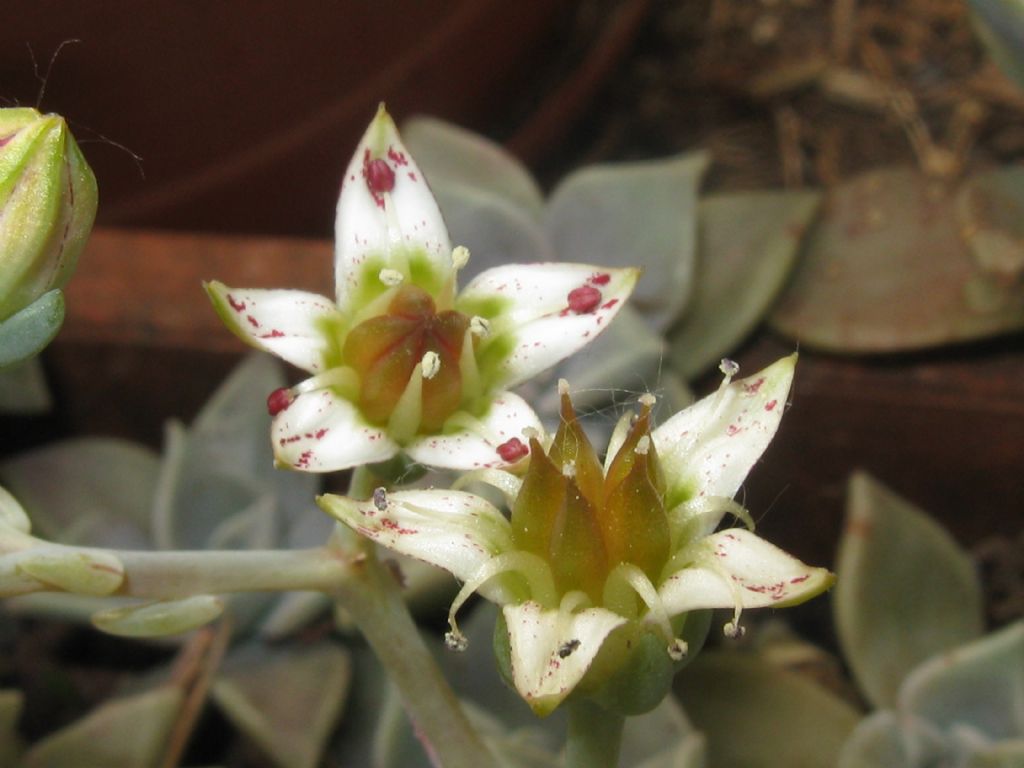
206,106,638,472
319,355,834,715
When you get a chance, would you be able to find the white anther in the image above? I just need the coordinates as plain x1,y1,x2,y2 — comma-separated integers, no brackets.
451,246,470,270
723,620,746,639
719,358,740,380
379,268,405,286
638,393,656,408
668,638,689,661
635,435,651,456
470,316,490,337
421,351,441,380
522,426,540,441
558,378,570,396
372,487,388,512
444,630,469,652
562,460,576,478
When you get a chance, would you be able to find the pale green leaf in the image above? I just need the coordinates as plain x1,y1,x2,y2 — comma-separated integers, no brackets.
92,595,224,638
675,650,860,768
670,190,819,380
402,115,544,218
0,438,159,548
838,711,948,768
835,473,984,708
0,289,64,369
19,686,183,768
902,621,1024,740
16,546,124,596
212,642,351,768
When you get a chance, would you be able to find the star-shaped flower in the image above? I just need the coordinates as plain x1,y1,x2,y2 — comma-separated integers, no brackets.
206,106,638,472
319,355,833,715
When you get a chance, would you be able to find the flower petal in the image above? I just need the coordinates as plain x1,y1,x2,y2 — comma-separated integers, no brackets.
659,528,833,616
205,282,342,375
405,392,543,470
334,106,451,310
457,263,640,389
503,601,627,716
653,355,796,505
317,489,513,582
545,151,709,330
272,389,398,472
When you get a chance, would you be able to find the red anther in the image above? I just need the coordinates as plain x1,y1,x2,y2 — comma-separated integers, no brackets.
365,158,395,193
267,387,294,416
567,285,602,314
496,437,529,463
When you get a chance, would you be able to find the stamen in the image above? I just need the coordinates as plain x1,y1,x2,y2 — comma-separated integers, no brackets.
290,367,359,397
562,460,576,478
558,378,570,396
446,551,558,650
421,351,441,380
451,468,523,507
606,563,678,651
668,638,689,661
451,245,470,270
638,393,656,408
387,364,424,443
724,620,746,639
635,435,651,456
378,268,405,286
458,331,480,398
372,487,388,512
469,316,490,337
719,358,740,381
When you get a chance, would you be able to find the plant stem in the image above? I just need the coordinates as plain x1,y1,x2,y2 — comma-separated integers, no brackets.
334,547,495,768
332,462,497,768
564,700,625,768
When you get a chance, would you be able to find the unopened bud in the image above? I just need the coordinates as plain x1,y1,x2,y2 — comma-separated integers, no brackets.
0,108,97,322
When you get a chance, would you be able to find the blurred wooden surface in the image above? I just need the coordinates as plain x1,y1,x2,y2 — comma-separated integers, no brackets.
11,227,1024,567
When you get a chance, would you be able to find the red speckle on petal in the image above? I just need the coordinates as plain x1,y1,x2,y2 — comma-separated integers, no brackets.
246,315,260,328
259,329,285,339
387,147,409,166
600,298,619,310
726,424,741,436
567,285,602,314
790,574,810,584
267,388,294,416
496,437,529,463
765,399,778,411
227,294,246,312
589,272,611,285
744,377,766,394
365,158,395,194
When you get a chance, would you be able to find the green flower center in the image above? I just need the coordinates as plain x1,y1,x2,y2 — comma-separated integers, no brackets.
510,390,671,606
343,284,471,432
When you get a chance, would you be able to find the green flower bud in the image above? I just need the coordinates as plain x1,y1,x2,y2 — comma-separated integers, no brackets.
0,108,97,321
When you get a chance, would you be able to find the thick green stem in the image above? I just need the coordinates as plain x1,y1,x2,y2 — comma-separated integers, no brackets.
335,548,495,768
565,700,625,768
332,462,496,768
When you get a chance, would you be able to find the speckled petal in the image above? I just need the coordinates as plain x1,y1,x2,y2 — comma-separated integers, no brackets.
405,392,543,470
317,489,513,582
653,355,796,503
457,263,640,389
271,388,398,472
334,106,452,310
659,528,833,615
205,282,342,375
503,601,627,717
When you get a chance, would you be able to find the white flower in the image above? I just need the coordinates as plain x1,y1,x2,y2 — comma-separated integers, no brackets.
206,106,638,472
319,355,834,715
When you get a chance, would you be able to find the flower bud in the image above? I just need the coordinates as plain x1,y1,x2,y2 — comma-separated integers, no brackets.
0,108,97,321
